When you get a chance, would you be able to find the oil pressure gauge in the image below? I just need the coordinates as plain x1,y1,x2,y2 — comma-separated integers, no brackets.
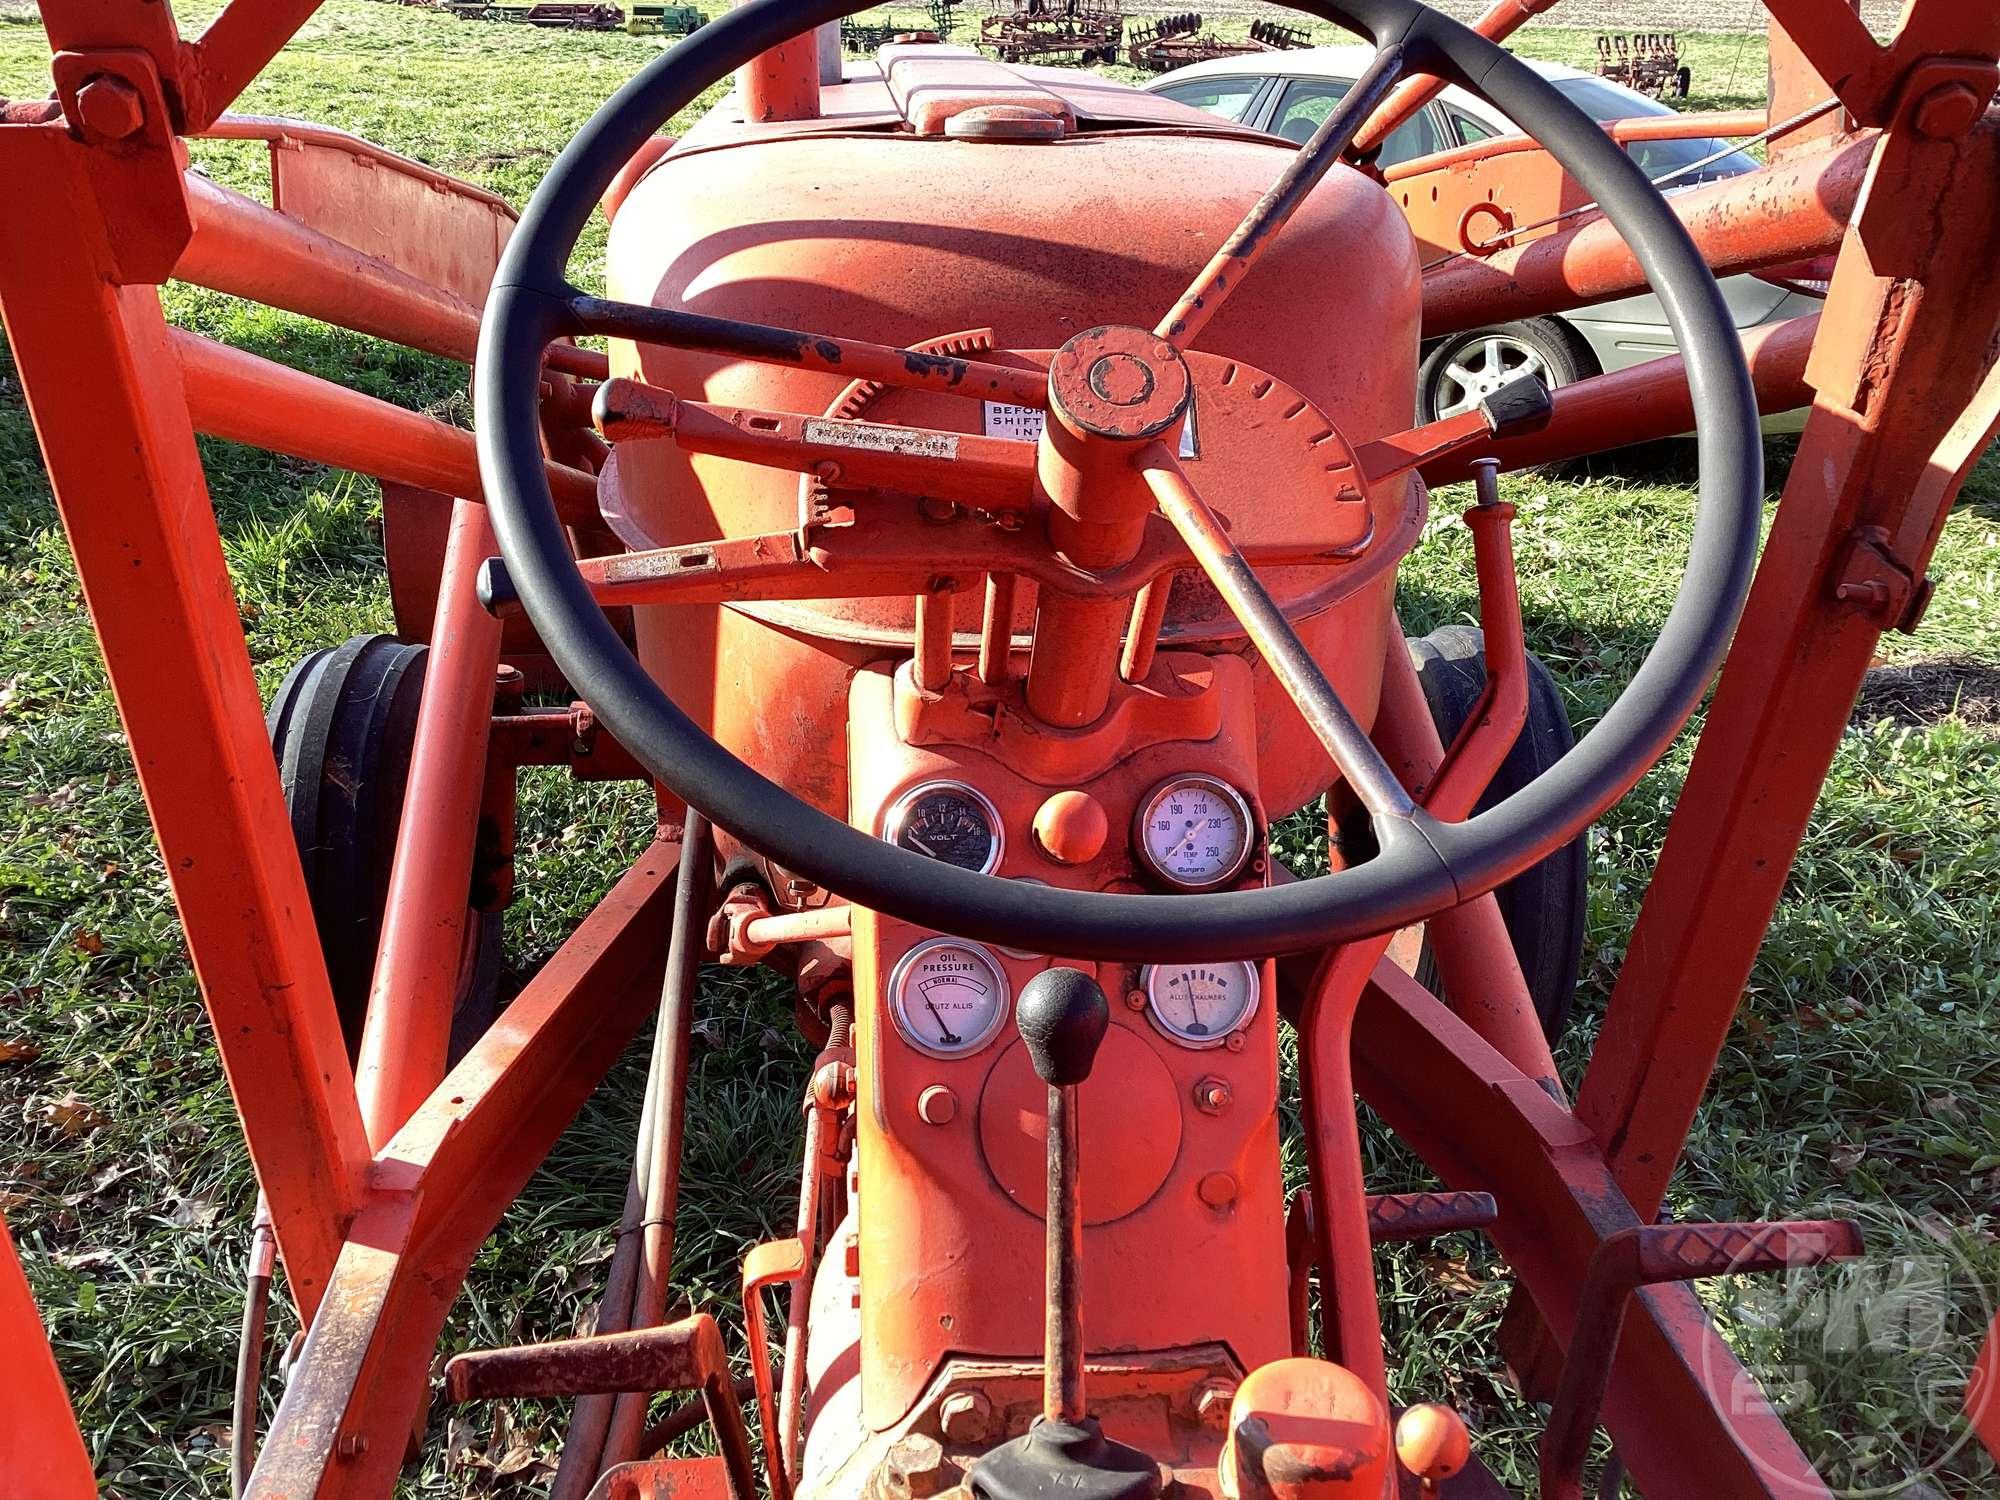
884,781,1003,874
1133,773,1255,891
1141,960,1260,1048
888,938,1010,1059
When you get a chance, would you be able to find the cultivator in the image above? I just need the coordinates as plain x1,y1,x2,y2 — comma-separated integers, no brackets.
1595,32,1690,100
980,0,1122,66
845,1,960,53
1124,14,1312,74
3,1,2000,1498
446,1,627,29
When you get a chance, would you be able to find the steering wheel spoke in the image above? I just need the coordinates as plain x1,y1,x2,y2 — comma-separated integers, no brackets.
1139,446,1416,822
1355,372,1555,487
593,376,1037,509
1155,42,1409,350
569,294,1050,408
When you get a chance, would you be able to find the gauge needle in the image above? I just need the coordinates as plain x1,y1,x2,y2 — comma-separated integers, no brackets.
925,998,962,1045
907,831,941,857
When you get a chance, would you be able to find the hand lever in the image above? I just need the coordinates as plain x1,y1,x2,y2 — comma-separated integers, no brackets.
1016,967,1110,1425
968,971,1159,1500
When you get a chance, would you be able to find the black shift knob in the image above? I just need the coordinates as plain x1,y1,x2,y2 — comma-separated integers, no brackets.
1016,968,1110,1087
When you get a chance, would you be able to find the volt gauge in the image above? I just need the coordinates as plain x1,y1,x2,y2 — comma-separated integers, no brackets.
888,938,1010,1059
1141,960,1260,1048
1133,773,1255,891
884,781,1004,874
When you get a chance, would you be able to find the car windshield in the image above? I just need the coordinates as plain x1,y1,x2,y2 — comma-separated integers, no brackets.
1550,75,1762,185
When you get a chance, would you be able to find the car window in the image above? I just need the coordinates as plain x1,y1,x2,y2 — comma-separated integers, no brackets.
1549,75,1762,184
1154,76,1264,124
1270,78,1444,166
1445,104,1503,146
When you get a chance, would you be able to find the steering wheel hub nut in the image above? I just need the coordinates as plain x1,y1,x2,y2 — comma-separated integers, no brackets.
1048,325,1191,442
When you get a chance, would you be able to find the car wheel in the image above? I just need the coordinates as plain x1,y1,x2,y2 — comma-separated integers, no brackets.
1417,317,1592,423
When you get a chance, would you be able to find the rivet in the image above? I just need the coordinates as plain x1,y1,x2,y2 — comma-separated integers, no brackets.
1197,1171,1238,1207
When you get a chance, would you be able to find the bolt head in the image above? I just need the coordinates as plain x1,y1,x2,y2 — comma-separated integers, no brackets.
883,1432,950,1498
1913,81,1983,140
1193,1075,1233,1115
1125,988,1148,1012
75,76,145,141
938,1390,992,1443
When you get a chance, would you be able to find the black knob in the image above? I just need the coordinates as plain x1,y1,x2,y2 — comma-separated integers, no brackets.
1016,968,1109,1088
476,556,522,619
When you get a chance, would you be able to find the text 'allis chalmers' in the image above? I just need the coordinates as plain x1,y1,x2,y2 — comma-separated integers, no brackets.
1,0,1997,1498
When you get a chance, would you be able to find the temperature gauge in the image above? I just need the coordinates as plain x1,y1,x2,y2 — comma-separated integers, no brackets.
889,938,1010,1059
1141,960,1260,1048
1133,773,1254,891
885,781,1004,874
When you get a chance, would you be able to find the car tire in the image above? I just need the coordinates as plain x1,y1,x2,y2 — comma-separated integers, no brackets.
1407,625,1587,1043
1416,317,1593,425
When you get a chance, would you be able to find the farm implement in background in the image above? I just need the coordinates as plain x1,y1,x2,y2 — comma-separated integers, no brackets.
1125,14,1312,74
1595,32,1691,100
2,1,1999,1499
980,0,1123,65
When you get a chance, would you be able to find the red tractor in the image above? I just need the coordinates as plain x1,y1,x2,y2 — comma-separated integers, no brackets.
1,1,1997,1497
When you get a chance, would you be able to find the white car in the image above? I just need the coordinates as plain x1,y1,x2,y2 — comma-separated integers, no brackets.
1147,47,1825,429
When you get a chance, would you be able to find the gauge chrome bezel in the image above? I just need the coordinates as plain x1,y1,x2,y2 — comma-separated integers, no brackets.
882,779,1005,876
888,937,1012,1059
1139,959,1261,1049
1131,773,1256,892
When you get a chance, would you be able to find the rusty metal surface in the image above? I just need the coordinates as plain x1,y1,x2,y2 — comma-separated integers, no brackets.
269,134,513,308
444,1315,741,1403
1364,1191,1499,1244
1421,132,1874,334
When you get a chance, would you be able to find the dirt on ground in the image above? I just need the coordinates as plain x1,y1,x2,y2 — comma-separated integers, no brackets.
1855,655,2000,733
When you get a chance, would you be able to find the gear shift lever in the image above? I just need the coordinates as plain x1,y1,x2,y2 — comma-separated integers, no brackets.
970,969,1161,1500
1016,966,1108,1425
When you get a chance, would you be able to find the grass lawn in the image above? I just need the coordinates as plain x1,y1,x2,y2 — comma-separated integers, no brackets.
2,3,1996,1496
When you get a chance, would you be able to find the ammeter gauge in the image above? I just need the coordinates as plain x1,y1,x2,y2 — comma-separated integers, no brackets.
1140,960,1260,1048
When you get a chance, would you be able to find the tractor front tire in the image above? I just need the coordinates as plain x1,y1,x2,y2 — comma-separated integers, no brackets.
266,634,503,1058
1408,624,1587,1043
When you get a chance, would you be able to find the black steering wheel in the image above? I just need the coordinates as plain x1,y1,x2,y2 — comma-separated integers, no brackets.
474,0,1760,962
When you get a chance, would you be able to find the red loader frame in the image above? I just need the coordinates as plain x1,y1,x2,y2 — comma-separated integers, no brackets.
0,0,1997,1495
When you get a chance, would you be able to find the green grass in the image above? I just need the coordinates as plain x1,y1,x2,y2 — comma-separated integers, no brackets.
2,4,1996,1497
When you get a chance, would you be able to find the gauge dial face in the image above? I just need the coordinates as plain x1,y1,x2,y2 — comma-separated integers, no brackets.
885,782,1004,875
1134,774,1254,890
889,938,1010,1059
1141,960,1260,1048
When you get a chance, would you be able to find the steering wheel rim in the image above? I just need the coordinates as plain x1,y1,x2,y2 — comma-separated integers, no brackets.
474,0,1761,963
